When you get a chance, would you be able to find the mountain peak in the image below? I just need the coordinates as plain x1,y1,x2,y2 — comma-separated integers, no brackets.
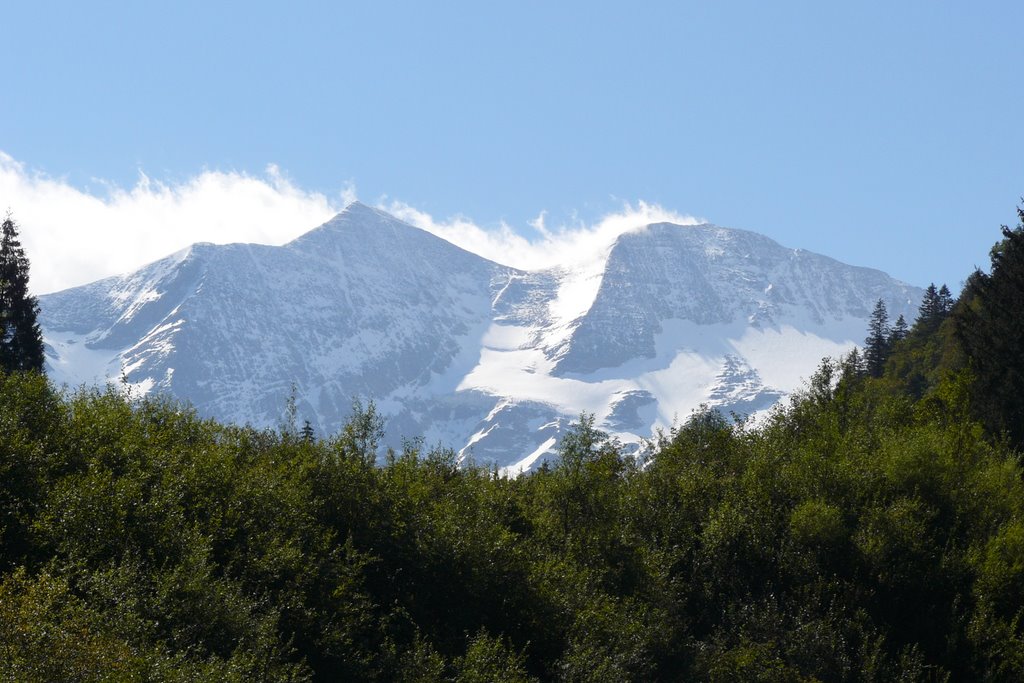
39,203,924,473
287,201,417,250
317,201,396,230
337,200,380,217
286,202,513,276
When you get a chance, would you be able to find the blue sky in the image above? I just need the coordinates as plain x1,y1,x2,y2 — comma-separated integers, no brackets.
2,1,1022,294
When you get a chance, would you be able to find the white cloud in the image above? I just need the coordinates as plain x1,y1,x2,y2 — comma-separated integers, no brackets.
0,152,346,294
0,151,703,295
380,199,702,272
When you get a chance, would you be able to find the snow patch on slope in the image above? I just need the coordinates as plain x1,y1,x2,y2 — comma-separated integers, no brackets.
44,329,121,388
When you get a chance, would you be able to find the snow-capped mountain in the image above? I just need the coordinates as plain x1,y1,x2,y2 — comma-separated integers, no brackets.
40,202,922,472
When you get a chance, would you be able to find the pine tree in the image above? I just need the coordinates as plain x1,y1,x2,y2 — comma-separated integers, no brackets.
864,298,890,378
0,213,44,373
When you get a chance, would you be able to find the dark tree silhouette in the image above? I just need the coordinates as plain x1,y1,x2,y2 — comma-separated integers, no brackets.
955,206,1024,447
301,419,316,443
0,213,44,373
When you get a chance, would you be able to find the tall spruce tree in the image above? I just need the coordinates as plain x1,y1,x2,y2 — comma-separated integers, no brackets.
0,213,45,373
864,298,890,378
916,284,940,327
937,284,955,314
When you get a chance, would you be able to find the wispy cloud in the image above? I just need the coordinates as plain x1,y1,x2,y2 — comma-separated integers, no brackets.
0,152,347,293
1,151,702,295
381,200,702,272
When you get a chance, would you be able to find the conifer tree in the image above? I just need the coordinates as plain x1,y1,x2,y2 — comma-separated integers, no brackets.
889,314,909,347
937,284,954,314
0,213,44,373
955,207,1024,447
916,284,940,327
915,283,954,335
301,420,316,444
864,298,890,378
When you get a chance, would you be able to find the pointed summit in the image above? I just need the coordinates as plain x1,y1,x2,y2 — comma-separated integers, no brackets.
302,200,393,233
286,203,509,273
335,200,384,220
342,199,375,212
286,201,417,252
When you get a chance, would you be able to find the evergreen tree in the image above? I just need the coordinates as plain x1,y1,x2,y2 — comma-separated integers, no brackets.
300,419,315,443
864,298,890,378
889,314,909,347
937,284,954,314
0,213,44,373
915,283,954,335
954,207,1024,447
916,284,940,326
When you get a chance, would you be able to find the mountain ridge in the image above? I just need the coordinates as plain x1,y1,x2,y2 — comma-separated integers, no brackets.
39,203,922,472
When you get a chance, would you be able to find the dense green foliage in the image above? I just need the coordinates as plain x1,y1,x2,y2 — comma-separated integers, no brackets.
3,210,1024,680
0,213,44,373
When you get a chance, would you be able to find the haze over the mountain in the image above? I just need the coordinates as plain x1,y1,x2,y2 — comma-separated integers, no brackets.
40,202,922,472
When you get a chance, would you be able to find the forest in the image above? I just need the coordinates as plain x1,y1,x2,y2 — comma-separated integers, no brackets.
2,208,1024,681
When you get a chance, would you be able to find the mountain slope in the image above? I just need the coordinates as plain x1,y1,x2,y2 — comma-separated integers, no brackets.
43,203,513,427
550,223,918,375
40,204,922,471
